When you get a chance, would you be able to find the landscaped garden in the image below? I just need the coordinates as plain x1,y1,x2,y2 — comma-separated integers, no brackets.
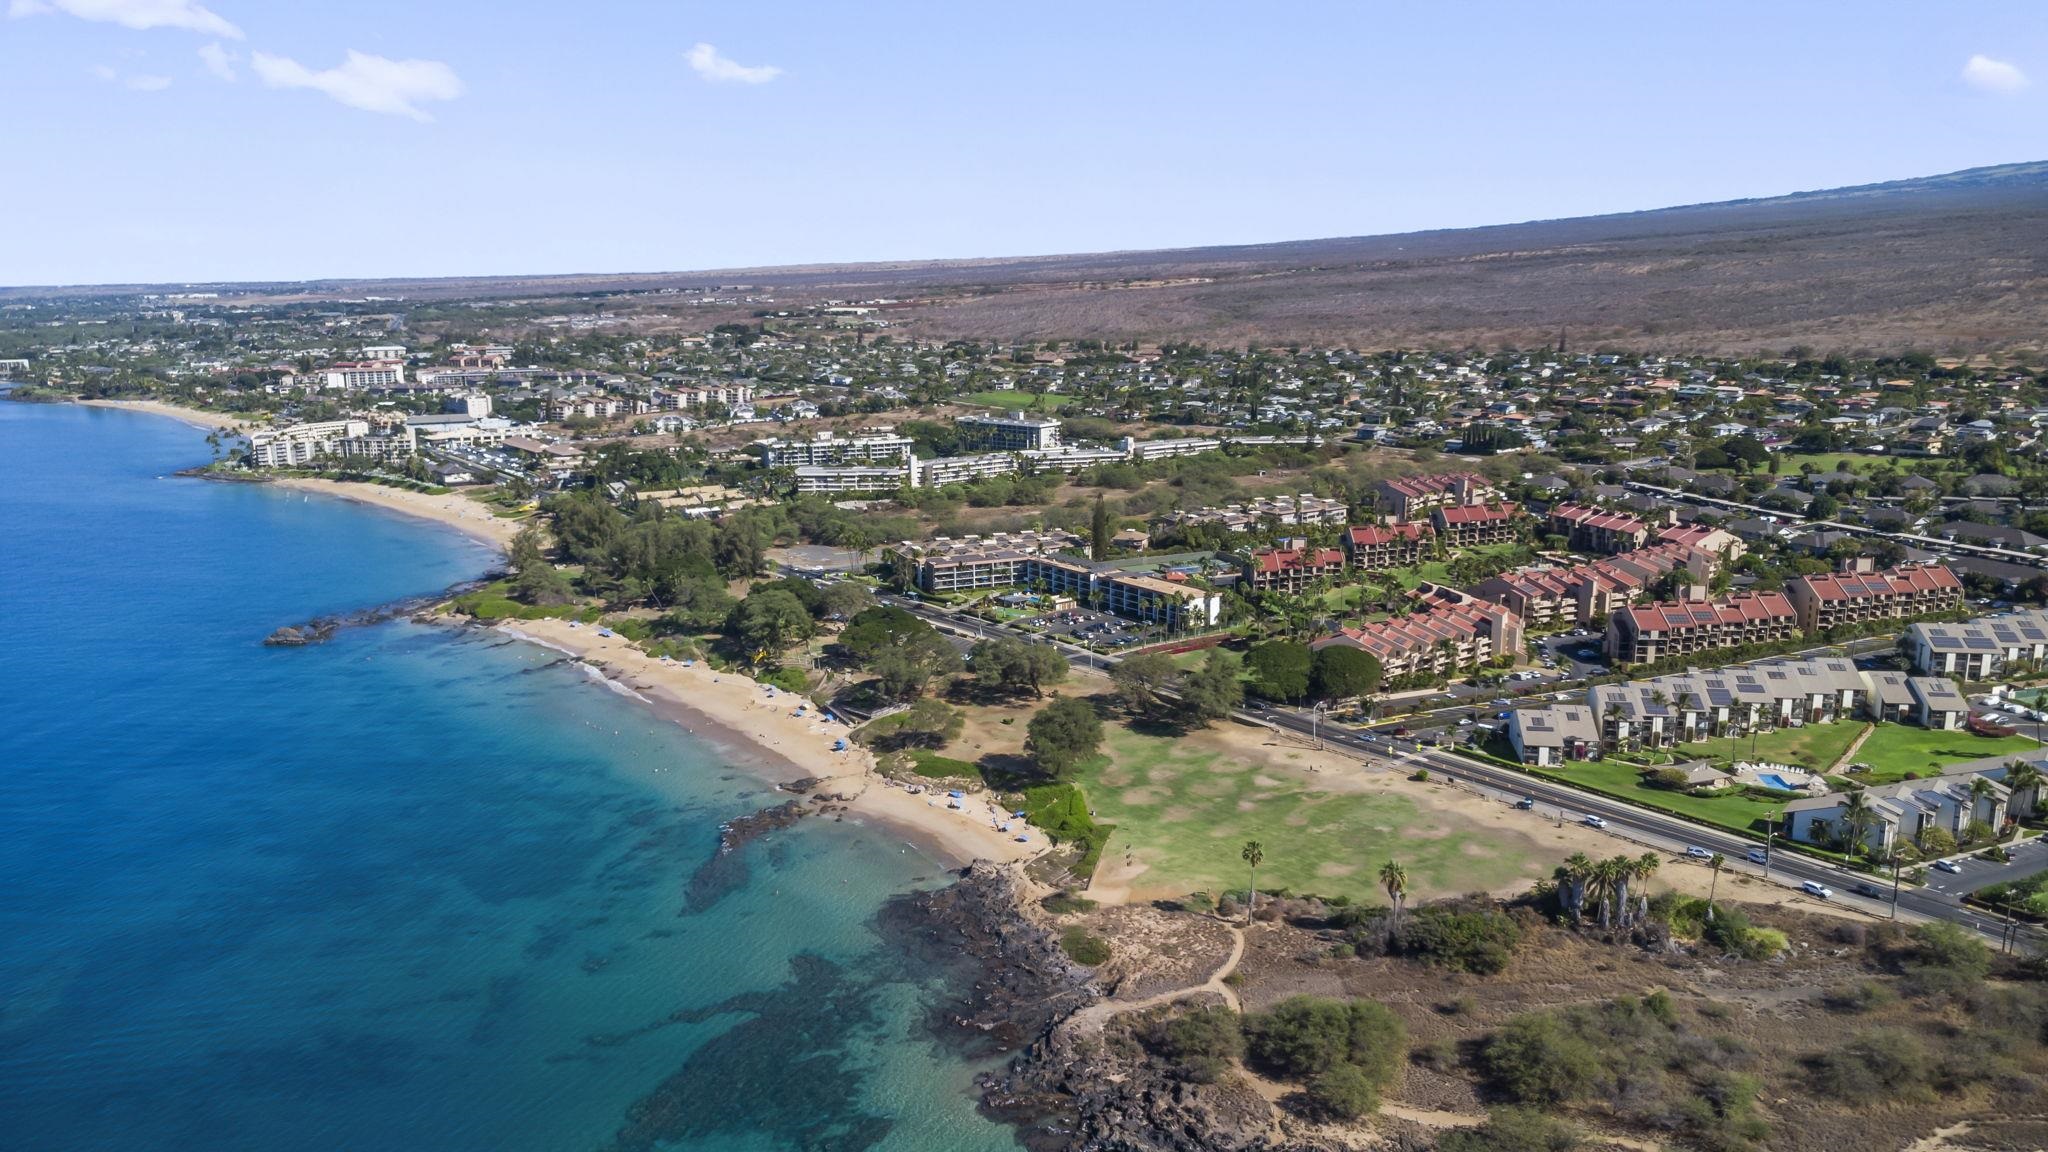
1675,722,1867,776
1849,724,2040,783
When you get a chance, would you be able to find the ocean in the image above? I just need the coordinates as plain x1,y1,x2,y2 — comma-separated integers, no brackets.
0,402,1021,1152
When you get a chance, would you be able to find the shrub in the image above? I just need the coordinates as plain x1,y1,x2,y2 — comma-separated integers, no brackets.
1059,928,1111,966
1805,1029,1933,1104
1411,767,1430,782
1041,892,1097,915
1245,997,1407,1085
1305,1063,1380,1120
1478,1013,1603,1104
1822,981,1897,1014
1898,921,1990,997
1395,903,1522,974
1437,1108,1582,1152
1152,1006,1244,1083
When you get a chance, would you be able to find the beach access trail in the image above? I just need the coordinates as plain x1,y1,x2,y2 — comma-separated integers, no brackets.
499,616,1045,869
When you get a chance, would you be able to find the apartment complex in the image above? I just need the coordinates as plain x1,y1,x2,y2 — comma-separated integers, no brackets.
1343,522,1433,570
1375,471,1502,522
1784,775,2007,856
1785,562,1965,633
1122,436,1220,461
1151,493,1348,536
1240,547,1346,594
1473,541,1712,629
651,382,754,410
1021,445,1131,473
907,452,1018,488
1605,591,1798,664
760,431,913,468
1309,590,1523,680
884,530,1085,592
793,465,904,494
956,413,1061,451
1906,608,2048,679
289,361,406,390
1429,501,1520,548
1547,503,1650,554
246,419,369,467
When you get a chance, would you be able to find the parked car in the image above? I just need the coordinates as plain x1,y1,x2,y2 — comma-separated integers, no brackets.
1583,815,1608,829
1800,881,1834,899
1683,846,1712,860
1935,859,1964,874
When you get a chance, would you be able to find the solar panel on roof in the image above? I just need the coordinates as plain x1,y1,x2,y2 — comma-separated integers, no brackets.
1964,636,1996,650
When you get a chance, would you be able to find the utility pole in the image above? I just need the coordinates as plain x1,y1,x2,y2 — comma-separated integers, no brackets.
1763,815,1775,881
1889,851,1902,920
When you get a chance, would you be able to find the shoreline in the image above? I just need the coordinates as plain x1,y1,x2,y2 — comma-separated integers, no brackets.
496,617,1046,871
267,475,522,554
76,397,257,433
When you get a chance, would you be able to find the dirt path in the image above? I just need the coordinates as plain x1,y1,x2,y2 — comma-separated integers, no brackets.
1829,722,1878,772
1062,922,1246,1036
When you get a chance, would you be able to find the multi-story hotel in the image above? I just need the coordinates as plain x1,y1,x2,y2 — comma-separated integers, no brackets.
1547,503,1650,554
1374,471,1502,522
1785,562,1964,633
907,452,1019,488
793,465,905,494
650,382,754,410
1342,522,1433,570
760,432,913,468
246,419,369,467
1605,591,1798,664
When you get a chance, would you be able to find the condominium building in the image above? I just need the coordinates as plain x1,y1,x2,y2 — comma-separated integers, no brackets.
1375,471,1502,522
1547,503,1649,554
291,361,407,390
956,413,1062,451
1240,547,1346,594
1151,493,1348,536
1343,522,1433,570
907,452,1018,488
246,419,369,467
1098,571,1223,630
761,432,913,468
1429,501,1520,548
1310,594,1523,680
1473,541,1712,629
1605,591,1798,664
883,531,1085,593
650,382,754,410
794,465,905,494
1121,436,1220,461
1785,562,1965,633
1022,445,1131,473
1506,705,1601,766
1906,608,2048,679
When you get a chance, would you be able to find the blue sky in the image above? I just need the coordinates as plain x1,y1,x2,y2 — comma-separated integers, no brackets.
1,1,2043,286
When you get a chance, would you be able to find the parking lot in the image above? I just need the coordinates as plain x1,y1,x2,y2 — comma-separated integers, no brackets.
1025,608,1145,649
1536,631,1609,678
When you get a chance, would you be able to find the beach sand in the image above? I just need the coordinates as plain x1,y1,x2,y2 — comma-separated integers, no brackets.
270,476,524,553
499,617,1045,869
78,398,257,433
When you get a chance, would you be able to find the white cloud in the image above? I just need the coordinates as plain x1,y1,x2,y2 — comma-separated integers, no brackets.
1961,54,2029,96
251,49,463,121
685,42,781,84
125,72,171,90
7,0,242,40
197,40,234,80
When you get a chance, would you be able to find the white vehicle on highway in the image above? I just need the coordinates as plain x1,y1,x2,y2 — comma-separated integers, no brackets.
1800,880,1833,899
1934,859,1964,874
1683,846,1712,860
1582,815,1607,829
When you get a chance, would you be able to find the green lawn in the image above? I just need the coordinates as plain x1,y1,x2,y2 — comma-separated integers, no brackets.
959,389,1073,411
1077,728,1545,903
1523,756,1787,836
1851,724,2040,783
1676,722,1867,775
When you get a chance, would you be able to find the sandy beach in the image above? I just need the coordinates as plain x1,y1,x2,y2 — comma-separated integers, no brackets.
498,616,1045,869
78,398,257,433
270,476,524,553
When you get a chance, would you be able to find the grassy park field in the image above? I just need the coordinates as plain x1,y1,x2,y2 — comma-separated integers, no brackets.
1851,723,2040,783
1676,723,1866,775
1077,728,1544,904
958,389,1073,411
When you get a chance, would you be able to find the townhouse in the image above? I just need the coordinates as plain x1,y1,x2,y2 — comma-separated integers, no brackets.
1783,775,2007,855
1473,540,1712,630
1310,592,1524,680
1785,561,1965,633
1605,591,1798,664
1505,704,1601,766
1906,608,2048,679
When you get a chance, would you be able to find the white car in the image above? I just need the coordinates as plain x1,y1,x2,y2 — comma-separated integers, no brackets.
1934,859,1964,874
1800,880,1833,899
1583,815,1608,829
1683,846,1712,860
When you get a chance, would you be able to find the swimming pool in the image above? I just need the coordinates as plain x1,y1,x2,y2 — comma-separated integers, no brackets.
1756,773,1799,792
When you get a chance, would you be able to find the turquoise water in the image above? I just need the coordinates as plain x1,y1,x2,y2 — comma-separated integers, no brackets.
0,403,1019,1152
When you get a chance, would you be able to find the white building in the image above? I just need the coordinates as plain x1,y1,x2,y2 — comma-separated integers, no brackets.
908,452,1019,488
794,465,905,494
761,432,913,468
957,414,1062,451
1122,436,1221,461
247,419,369,467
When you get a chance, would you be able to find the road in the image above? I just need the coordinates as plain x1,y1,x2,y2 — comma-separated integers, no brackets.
867,590,2040,951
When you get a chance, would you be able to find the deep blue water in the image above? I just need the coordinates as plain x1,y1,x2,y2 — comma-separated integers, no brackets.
0,403,1019,1152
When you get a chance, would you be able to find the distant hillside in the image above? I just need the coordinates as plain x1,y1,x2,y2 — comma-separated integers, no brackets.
11,162,2047,353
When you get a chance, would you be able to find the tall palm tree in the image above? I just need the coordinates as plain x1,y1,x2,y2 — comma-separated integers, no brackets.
1556,853,1593,923
1967,775,1999,838
1380,860,1410,930
1840,789,1876,858
1706,853,1725,921
2003,760,2042,821
1594,856,1628,929
1240,840,1264,925
1630,852,1661,926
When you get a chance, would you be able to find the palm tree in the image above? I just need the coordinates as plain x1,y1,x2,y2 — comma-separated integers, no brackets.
1240,840,1264,925
1706,853,1725,921
1967,775,1999,838
1630,852,1661,926
1380,860,1409,929
1556,853,1593,923
1840,789,1876,858
2004,760,2042,821
1594,856,1628,929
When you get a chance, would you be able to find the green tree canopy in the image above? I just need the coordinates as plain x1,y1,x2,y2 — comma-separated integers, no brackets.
1310,645,1383,701
1246,640,1312,702
1026,696,1104,777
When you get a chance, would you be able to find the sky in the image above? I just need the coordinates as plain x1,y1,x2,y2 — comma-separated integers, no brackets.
1,0,2044,286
